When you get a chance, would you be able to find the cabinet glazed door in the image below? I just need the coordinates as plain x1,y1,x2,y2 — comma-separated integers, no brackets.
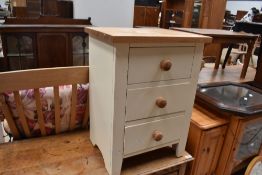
196,126,227,175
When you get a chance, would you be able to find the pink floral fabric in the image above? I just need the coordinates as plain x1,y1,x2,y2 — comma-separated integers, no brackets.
3,84,89,137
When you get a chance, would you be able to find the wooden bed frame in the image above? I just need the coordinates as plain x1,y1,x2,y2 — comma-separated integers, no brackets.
0,66,89,139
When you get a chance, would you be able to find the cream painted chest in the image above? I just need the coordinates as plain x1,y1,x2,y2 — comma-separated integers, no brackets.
86,27,211,175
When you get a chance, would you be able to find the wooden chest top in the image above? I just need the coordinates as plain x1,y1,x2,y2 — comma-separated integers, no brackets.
85,27,212,44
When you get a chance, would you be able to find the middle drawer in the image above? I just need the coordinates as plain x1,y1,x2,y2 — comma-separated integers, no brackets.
126,83,191,121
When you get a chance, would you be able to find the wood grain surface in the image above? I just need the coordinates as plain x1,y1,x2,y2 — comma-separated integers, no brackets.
0,130,193,175
85,27,212,44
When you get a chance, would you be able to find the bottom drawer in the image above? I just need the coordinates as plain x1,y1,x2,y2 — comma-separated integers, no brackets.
124,114,185,156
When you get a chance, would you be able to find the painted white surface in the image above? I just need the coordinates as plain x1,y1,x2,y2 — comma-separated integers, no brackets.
226,1,262,15
90,37,204,175
73,0,135,27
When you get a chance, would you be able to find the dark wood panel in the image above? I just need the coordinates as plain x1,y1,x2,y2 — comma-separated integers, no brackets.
42,0,58,16
4,16,91,25
133,6,146,27
133,6,159,27
145,7,160,26
13,7,28,17
57,0,73,18
26,0,41,17
37,33,69,68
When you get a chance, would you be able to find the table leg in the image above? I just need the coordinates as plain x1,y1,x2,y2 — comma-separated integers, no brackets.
256,40,262,71
214,44,223,69
254,41,262,84
178,163,187,175
240,40,255,78
222,44,233,69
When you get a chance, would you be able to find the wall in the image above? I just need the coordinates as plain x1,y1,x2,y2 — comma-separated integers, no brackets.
73,0,135,27
226,1,262,15
0,0,6,8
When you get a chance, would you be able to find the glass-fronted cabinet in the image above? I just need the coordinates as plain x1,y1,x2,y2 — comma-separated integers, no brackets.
191,0,202,28
5,34,37,70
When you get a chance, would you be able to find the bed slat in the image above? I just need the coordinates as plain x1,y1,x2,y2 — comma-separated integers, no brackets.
54,86,61,134
70,84,77,130
0,95,20,139
34,89,47,136
82,91,89,128
14,91,31,137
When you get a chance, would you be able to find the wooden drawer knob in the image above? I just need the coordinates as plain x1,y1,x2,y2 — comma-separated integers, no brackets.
152,131,163,141
156,97,167,108
160,59,172,71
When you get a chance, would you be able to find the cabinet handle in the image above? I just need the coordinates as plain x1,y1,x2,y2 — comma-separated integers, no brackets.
156,97,167,108
152,130,163,141
160,59,172,71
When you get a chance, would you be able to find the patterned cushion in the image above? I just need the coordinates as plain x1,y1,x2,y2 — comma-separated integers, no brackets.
3,84,89,137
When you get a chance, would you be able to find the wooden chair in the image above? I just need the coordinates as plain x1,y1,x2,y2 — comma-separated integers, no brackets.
0,66,89,140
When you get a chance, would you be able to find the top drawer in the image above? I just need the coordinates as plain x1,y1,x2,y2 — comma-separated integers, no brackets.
128,47,195,84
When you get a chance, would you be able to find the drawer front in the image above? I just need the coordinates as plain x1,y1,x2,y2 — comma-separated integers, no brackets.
128,47,195,84
126,83,191,121
124,114,184,156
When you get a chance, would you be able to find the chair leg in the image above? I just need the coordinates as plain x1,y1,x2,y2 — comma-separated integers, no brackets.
222,44,233,69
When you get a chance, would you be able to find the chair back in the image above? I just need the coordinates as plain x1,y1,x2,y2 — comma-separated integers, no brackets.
0,66,89,139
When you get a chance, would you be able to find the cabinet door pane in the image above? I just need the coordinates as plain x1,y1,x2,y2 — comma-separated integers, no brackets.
7,36,19,54
72,35,89,66
20,36,33,54
236,121,262,161
8,56,36,70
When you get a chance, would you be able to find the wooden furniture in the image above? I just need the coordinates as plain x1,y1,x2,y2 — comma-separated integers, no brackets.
13,0,73,18
133,6,160,27
171,27,258,78
0,17,91,71
86,27,211,175
196,0,227,29
198,65,256,84
160,0,194,28
26,0,41,17
223,21,262,88
0,124,4,143
0,130,193,174
160,0,227,29
217,113,262,175
186,106,228,175
196,83,262,175
0,66,89,139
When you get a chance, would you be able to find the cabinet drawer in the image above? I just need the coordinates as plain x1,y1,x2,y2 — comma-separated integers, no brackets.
126,83,191,121
124,114,184,156
128,47,195,84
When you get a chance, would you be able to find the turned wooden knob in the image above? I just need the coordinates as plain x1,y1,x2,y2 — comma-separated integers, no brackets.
160,59,172,71
152,131,163,141
156,97,167,108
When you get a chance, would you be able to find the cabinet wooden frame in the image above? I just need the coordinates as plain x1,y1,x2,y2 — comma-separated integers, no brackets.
0,24,90,71
186,106,228,175
216,115,262,175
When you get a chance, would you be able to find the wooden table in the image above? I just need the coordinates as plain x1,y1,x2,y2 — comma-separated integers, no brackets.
171,28,258,78
232,21,262,88
0,130,193,175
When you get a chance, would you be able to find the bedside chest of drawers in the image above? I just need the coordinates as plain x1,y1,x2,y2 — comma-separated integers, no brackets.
85,27,212,175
